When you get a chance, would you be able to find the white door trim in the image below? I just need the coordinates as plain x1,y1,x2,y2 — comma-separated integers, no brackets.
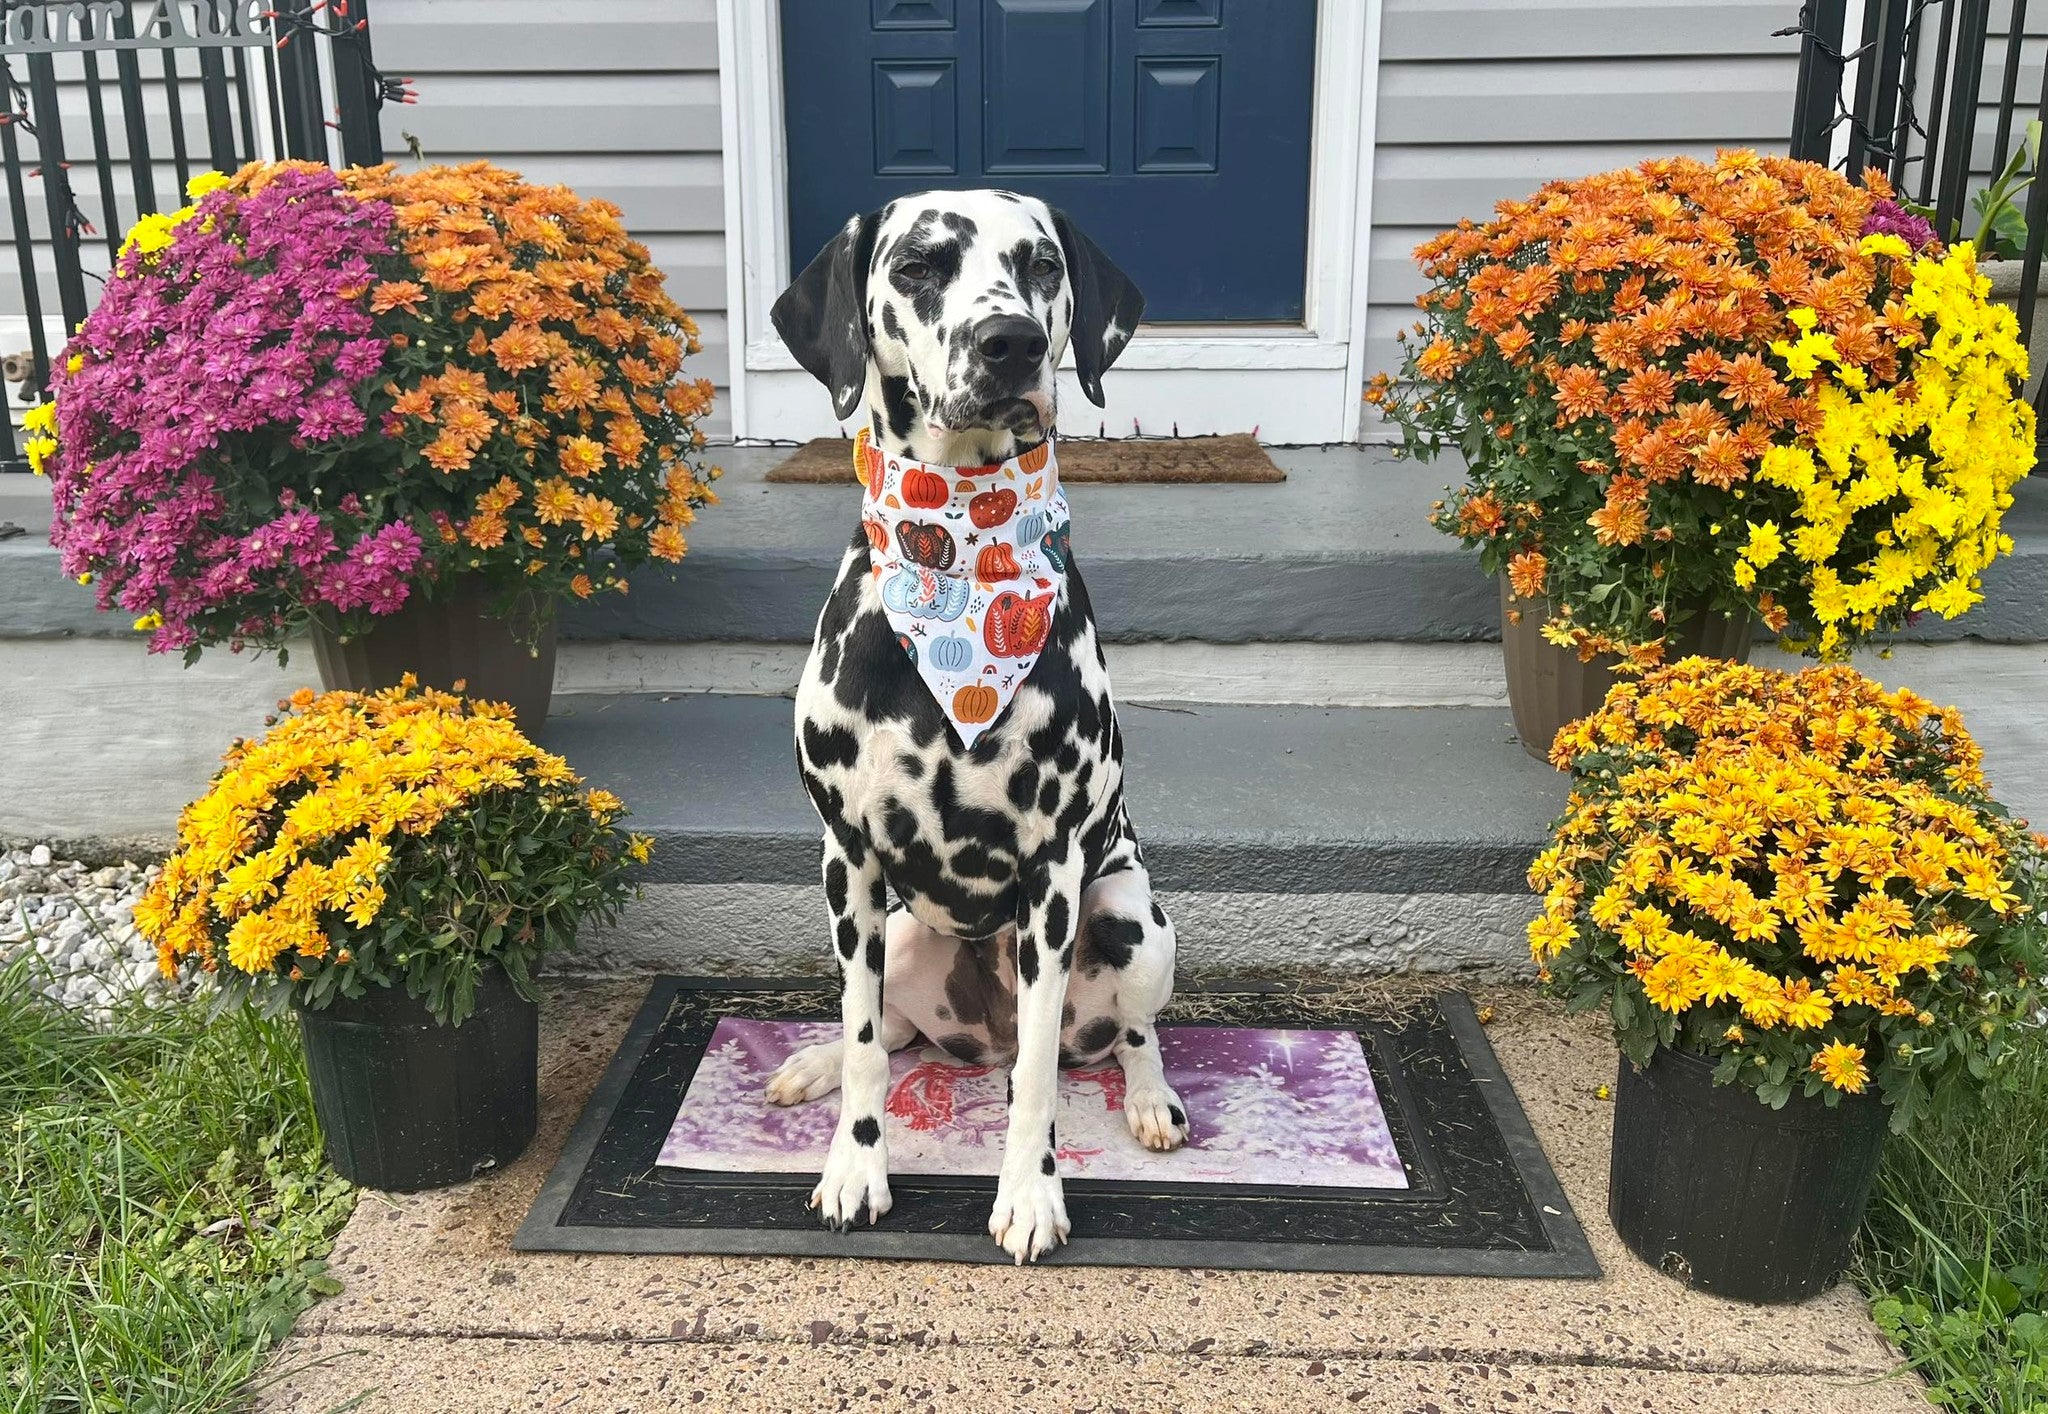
715,0,1383,443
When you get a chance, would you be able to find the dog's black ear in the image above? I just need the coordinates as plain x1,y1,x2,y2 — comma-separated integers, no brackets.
1050,207,1144,408
773,212,879,421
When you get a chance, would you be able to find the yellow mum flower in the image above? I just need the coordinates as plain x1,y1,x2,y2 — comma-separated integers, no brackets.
1741,520,1785,567
1810,1039,1869,1093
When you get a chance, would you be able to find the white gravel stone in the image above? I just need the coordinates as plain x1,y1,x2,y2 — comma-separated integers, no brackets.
0,844,171,1021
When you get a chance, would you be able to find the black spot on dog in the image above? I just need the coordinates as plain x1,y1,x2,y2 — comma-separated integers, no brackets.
865,934,886,974
879,374,917,440
835,918,858,960
1007,762,1039,810
1075,1017,1120,1055
898,753,925,778
851,1116,881,1147
824,859,849,916
1054,742,1080,774
1125,1028,1145,1048
884,803,919,848
1085,914,1142,970
1016,932,1039,986
880,302,906,344
803,722,859,771
857,1020,874,1044
1151,902,1169,929
1168,1105,1186,1128
1041,1153,1056,1176
936,1032,985,1063
950,843,1003,879
943,944,1017,1054
1037,779,1061,815
871,878,889,911
1043,896,1070,952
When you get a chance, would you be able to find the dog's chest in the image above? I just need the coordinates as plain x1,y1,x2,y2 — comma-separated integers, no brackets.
795,540,1123,938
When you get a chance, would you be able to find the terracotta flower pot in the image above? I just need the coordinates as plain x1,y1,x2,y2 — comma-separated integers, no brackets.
1500,580,1752,763
311,580,556,736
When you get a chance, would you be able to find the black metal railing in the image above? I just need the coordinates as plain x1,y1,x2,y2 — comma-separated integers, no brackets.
0,0,406,471
1787,0,2048,417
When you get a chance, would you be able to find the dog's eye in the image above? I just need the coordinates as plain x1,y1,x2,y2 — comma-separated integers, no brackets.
1031,257,1059,280
896,260,932,281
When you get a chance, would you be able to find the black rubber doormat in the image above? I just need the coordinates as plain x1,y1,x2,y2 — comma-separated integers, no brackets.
515,978,1599,1276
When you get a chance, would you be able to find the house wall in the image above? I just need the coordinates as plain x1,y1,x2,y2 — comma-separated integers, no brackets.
1363,0,1805,391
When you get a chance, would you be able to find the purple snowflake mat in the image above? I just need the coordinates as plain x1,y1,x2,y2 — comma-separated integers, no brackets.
658,1018,1408,1189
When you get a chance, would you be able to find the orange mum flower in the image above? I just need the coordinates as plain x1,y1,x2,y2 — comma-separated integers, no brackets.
1617,366,1677,415
1508,549,1549,600
558,435,606,479
370,280,426,315
1552,364,1609,421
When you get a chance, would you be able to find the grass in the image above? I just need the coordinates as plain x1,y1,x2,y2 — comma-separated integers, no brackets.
0,954,356,1413
1859,1025,2048,1412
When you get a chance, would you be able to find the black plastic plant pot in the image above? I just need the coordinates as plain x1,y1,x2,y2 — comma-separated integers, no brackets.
1607,1046,1888,1304
296,968,539,1192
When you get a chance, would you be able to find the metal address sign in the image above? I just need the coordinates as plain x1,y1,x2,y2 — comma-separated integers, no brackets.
3,1,274,52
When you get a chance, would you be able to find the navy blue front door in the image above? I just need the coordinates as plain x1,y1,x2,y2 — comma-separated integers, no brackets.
780,0,1318,323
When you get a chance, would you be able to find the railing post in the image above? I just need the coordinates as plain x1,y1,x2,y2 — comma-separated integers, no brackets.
110,1,161,215
0,100,50,413
273,2,331,163
1933,0,1991,239
23,50,88,337
1790,0,1850,163
331,0,386,166
1850,0,1912,176
198,47,241,172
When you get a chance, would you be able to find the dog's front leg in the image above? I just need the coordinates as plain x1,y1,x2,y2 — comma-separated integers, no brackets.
810,837,893,1230
990,844,1084,1263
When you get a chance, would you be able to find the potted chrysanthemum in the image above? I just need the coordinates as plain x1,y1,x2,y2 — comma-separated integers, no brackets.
1369,153,2036,758
33,162,719,732
1529,657,2044,1303
135,679,648,1191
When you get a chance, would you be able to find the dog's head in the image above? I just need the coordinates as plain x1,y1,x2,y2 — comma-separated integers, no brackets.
772,191,1144,442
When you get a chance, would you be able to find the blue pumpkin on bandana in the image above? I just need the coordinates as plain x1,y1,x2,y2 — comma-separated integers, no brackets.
881,564,970,621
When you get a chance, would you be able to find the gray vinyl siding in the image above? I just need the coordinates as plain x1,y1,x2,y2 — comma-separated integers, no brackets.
370,0,730,436
1364,0,1806,394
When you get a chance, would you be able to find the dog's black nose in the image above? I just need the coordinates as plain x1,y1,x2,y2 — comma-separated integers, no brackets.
972,315,1048,374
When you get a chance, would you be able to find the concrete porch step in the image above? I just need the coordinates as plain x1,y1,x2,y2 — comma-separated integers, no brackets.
541,693,1564,976
11,451,2044,646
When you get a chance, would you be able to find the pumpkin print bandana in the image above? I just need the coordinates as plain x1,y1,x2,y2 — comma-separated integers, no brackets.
855,426,1071,746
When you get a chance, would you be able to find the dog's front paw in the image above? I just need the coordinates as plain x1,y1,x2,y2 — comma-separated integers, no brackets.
988,1163,1069,1264
810,1124,892,1231
765,1041,841,1106
1123,1080,1191,1152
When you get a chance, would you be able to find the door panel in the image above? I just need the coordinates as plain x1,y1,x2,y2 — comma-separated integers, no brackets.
781,0,1317,322
983,0,1111,174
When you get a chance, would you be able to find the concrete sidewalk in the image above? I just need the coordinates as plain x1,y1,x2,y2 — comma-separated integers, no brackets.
254,982,1928,1414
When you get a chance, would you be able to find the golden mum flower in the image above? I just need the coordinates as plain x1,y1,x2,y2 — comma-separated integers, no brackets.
1810,1040,1869,1093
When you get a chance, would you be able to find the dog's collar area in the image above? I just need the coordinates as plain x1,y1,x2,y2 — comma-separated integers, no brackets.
856,427,1072,747
872,426,1052,475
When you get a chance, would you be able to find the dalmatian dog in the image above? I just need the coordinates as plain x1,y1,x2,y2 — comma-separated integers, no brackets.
767,190,1185,1263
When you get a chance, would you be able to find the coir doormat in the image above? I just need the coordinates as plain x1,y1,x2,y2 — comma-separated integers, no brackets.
515,979,1598,1276
763,433,1285,484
